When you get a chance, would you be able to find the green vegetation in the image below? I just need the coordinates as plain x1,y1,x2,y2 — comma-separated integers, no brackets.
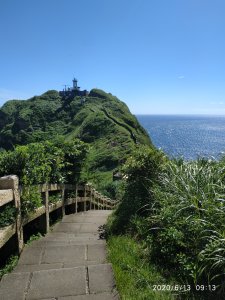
109,147,225,299
0,138,88,222
0,87,151,259
108,146,166,233
0,88,152,192
0,204,17,227
0,138,88,185
0,233,42,279
26,233,43,245
49,193,62,204
2,86,223,298
0,255,18,280
107,235,174,300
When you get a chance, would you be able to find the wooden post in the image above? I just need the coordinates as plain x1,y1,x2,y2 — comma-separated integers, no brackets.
90,189,93,210
15,186,24,254
97,194,99,210
84,184,87,212
45,184,50,233
14,177,24,254
75,184,78,213
0,175,24,254
93,190,96,210
88,185,91,210
61,184,65,217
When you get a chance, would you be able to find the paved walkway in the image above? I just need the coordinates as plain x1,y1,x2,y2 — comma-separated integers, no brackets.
0,210,119,300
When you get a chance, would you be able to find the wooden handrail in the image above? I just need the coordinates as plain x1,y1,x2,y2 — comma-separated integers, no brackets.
0,176,118,254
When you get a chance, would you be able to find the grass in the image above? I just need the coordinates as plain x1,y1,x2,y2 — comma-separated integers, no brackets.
26,232,43,245
107,235,175,300
109,154,225,299
0,233,43,280
0,255,18,280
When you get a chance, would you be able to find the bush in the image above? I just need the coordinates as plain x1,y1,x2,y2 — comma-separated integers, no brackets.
109,146,167,233
109,153,225,297
142,158,225,294
0,138,88,218
0,204,17,227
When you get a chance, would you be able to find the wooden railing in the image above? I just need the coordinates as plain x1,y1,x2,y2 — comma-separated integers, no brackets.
0,175,118,254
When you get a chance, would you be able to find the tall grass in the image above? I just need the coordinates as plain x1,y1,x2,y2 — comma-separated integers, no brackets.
109,149,225,299
142,158,225,297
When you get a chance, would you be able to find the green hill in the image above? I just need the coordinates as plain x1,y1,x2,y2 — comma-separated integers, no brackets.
0,88,152,191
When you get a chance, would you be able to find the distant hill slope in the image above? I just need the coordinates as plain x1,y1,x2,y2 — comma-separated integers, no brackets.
0,88,152,189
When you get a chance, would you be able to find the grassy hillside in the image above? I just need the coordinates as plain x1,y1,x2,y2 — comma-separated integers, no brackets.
0,88,152,191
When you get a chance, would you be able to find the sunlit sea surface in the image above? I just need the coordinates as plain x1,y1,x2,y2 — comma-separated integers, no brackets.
136,115,225,160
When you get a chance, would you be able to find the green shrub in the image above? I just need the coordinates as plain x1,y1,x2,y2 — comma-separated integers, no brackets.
0,204,17,227
26,233,43,245
144,158,225,294
110,154,225,297
109,146,167,234
0,138,88,219
21,186,42,216
0,255,18,280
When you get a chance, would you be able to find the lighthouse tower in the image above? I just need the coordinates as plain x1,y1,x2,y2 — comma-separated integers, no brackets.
59,78,88,97
72,78,80,90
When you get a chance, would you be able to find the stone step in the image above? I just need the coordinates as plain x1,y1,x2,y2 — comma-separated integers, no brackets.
13,259,108,273
52,222,102,234
13,263,64,273
43,232,100,240
62,215,111,224
0,210,118,299
28,239,105,248
14,243,107,270
58,292,119,299
0,264,117,300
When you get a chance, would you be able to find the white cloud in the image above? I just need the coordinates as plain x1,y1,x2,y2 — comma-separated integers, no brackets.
178,75,185,79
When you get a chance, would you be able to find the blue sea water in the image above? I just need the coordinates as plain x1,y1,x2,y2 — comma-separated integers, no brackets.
136,115,225,160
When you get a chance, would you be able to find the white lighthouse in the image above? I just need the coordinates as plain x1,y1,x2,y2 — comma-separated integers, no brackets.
59,78,88,97
72,78,80,90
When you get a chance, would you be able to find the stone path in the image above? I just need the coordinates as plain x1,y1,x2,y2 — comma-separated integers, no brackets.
0,210,119,300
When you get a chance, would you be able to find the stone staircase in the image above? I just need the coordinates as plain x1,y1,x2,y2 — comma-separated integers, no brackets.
0,210,119,300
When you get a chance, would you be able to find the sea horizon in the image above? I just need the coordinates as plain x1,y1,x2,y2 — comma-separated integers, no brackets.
135,113,225,117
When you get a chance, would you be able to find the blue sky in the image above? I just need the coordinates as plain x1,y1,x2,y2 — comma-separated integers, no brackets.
0,0,225,114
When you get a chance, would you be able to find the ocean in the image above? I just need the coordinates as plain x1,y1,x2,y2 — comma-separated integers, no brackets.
136,115,225,160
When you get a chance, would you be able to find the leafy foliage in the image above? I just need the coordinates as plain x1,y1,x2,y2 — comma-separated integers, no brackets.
0,89,152,192
109,146,167,233
147,159,225,289
26,233,43,245
0,138,88,185
0,255,18,280
0,138,88,217
110,153,225,298
0,204,17,227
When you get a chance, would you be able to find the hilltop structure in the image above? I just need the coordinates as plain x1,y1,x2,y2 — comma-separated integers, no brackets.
59,78,89,97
